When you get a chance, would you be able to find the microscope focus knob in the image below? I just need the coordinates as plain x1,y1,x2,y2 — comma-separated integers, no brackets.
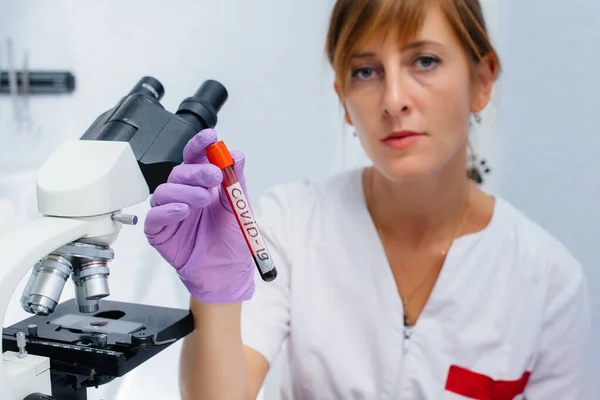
112,213,138,225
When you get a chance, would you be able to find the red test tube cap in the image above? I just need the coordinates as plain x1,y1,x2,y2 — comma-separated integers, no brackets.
205,141,234,169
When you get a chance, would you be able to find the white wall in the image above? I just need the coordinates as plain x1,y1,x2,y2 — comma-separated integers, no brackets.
497,0,600,396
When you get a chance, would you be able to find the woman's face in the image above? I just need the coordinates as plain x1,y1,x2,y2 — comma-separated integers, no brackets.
342,5,494,182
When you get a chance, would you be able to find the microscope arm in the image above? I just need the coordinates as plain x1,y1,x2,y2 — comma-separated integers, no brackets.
0,217,89,398
0,139,149,399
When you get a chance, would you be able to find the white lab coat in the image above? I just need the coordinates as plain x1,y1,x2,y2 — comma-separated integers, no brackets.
242,167,591,399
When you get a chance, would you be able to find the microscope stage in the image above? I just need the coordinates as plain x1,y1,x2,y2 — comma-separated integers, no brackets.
2,299,194,393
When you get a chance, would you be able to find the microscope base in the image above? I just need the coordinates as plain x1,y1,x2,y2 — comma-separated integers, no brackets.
3,299,194,400
2,350,51,399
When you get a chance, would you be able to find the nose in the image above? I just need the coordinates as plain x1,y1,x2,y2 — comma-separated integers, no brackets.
382,68,410,118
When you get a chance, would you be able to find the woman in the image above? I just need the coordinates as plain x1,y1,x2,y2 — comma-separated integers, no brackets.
144,0,591,398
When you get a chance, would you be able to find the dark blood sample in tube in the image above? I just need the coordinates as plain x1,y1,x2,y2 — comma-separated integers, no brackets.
205,141,277,282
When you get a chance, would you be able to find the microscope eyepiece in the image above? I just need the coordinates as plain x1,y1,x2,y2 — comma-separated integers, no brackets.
127,76,165,101
176,80,228,132
193,79,228,113
80,76,228,193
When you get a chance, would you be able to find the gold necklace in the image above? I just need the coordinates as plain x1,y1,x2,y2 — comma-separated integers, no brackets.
367,169,471,327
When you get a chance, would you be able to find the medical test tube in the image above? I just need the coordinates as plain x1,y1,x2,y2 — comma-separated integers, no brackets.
205,141,278,282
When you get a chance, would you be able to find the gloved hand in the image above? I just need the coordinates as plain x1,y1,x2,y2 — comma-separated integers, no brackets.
144,129,255,304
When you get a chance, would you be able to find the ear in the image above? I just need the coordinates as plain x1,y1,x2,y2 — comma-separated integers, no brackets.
344,111,353,126
471,54,498,112
334,82,354,126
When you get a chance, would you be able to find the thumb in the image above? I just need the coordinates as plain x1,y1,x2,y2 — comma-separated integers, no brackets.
230,150,248,195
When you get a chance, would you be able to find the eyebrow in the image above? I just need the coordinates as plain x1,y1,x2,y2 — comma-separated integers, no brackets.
351,40,443,59
401,40,443,51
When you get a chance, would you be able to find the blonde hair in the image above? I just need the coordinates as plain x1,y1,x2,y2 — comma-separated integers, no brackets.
325,0,502,98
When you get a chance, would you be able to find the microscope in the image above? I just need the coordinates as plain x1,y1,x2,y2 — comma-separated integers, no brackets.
0,76,228,399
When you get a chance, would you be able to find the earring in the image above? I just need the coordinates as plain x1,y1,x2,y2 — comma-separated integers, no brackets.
473,111,482,124
466,142,491,185
352,131,357,138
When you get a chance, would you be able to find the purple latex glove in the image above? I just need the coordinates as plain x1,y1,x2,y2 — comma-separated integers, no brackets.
144,129,255,303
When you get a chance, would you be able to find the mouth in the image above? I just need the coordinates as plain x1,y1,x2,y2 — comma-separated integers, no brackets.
381,130,424,149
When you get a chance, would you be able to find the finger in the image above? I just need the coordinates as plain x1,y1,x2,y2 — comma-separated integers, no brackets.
144,203,190,236
168,163,223,188
183,129,218,164
150,183,213,208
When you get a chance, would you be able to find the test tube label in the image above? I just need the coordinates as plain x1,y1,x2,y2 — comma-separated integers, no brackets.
227,182,275,274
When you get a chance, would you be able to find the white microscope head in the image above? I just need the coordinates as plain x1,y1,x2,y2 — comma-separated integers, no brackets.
36,140,150,219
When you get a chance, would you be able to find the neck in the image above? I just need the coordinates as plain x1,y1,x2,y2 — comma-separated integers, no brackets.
365,158,474,247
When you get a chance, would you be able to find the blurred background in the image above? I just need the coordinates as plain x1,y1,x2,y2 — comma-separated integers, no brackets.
0,0,597,399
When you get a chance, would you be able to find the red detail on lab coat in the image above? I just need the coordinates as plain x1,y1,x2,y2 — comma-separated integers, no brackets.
445,365,531,399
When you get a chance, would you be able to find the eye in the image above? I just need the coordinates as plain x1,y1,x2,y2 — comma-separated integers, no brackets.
414,55,440,71
351,67,378,80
